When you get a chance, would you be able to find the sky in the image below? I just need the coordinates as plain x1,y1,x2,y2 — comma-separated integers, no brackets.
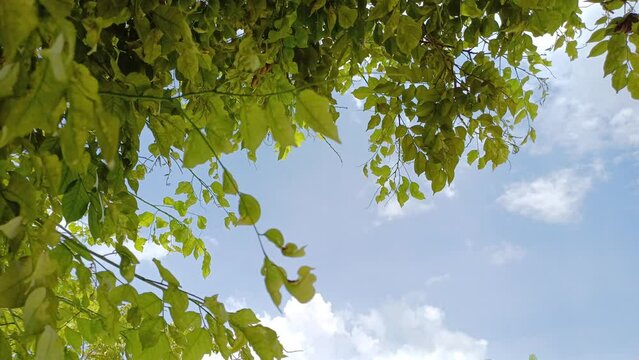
127,8,639,360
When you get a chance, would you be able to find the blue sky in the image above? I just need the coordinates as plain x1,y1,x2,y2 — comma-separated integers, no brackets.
128,11,639,360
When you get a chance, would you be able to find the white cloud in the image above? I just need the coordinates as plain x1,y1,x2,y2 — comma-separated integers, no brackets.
89,240,168,262
497,168,594,223
610,108,639,146
223,296,247,312
530,97,610,155
252,294,487,360
441,185,457,198
487,242,526,266
201,235,220,246
375,200,434,224
352,95,365,110
130,241,169,261
425,274,451,287
530,53,639,157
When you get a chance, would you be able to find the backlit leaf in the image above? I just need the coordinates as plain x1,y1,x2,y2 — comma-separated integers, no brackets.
237,193,261,226
295,90,340,143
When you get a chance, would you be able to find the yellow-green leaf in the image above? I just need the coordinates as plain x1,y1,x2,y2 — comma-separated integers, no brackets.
261,258,284,306
237,193,261,225
266,99,296,147
295,89,340,143
183,130,213,168
264,228,284,247
153,259,180,287
284,266,316,303
0,0,38,61
337,5,358,29
240,104,269,153
35,326,64,360
461,0,483,18
396,16,422,54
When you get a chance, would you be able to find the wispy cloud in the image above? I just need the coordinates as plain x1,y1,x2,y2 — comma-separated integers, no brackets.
610,108,639,147
375,200,434,225
497,167,598,223
425,274,451,287
130,241,169,261
487,242,526,266
89,240,168,262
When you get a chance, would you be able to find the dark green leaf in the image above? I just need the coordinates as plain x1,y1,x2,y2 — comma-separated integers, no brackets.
62,180,90,222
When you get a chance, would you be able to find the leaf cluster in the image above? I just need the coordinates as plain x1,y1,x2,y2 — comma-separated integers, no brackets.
0,0,627,359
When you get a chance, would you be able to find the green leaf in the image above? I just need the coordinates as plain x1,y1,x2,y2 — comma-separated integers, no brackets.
409,182,425,200
202,251,211,277
237,193,261,226
352,87,372,100
138,292,163,317
0,216,23,239
266,99,296,147
284,266,316,303
152,259,180,287
24,287,56,335
39,0,74,19
41,34,69,82
183,328,213,360
461,0,483,18
396,16,422,54
197,215,207,230
588,28,607,43
152,5,192,42
36,326,64,360
183,130,213,168
282,243,306,257
0,62,20,98
30,252,58,288
176,181,193,195
566,40,578,60
177,43,200,81
164,286,188,313
234,37,261,71
62,180,90,222
295,89,340,143
203,295,229,322
241,325,284,360
0,63,66,148
229,309,260,327
0,256,32,308
337,5,358,29
261,258,284,306
467,149,479,165
264,228,285,247
0,329,11,359
628,72,639,99
240,104,269,153
223,170,239,195
139,212,155,227
0,0,38,61
72,64,120,164
139,317,164,349
612,66,628,92
369,0,398,19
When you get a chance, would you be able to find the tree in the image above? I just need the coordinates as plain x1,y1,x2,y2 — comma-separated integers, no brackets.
0,0,634,359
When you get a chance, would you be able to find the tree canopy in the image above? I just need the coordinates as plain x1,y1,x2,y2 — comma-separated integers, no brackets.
0,0,635,359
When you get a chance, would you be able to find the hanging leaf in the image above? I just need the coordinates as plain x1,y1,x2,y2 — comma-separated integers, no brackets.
62,180,90,222
295,90,340,143
237,193,261,226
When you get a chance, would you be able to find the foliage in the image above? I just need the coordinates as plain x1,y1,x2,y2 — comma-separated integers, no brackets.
0,0,633,359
